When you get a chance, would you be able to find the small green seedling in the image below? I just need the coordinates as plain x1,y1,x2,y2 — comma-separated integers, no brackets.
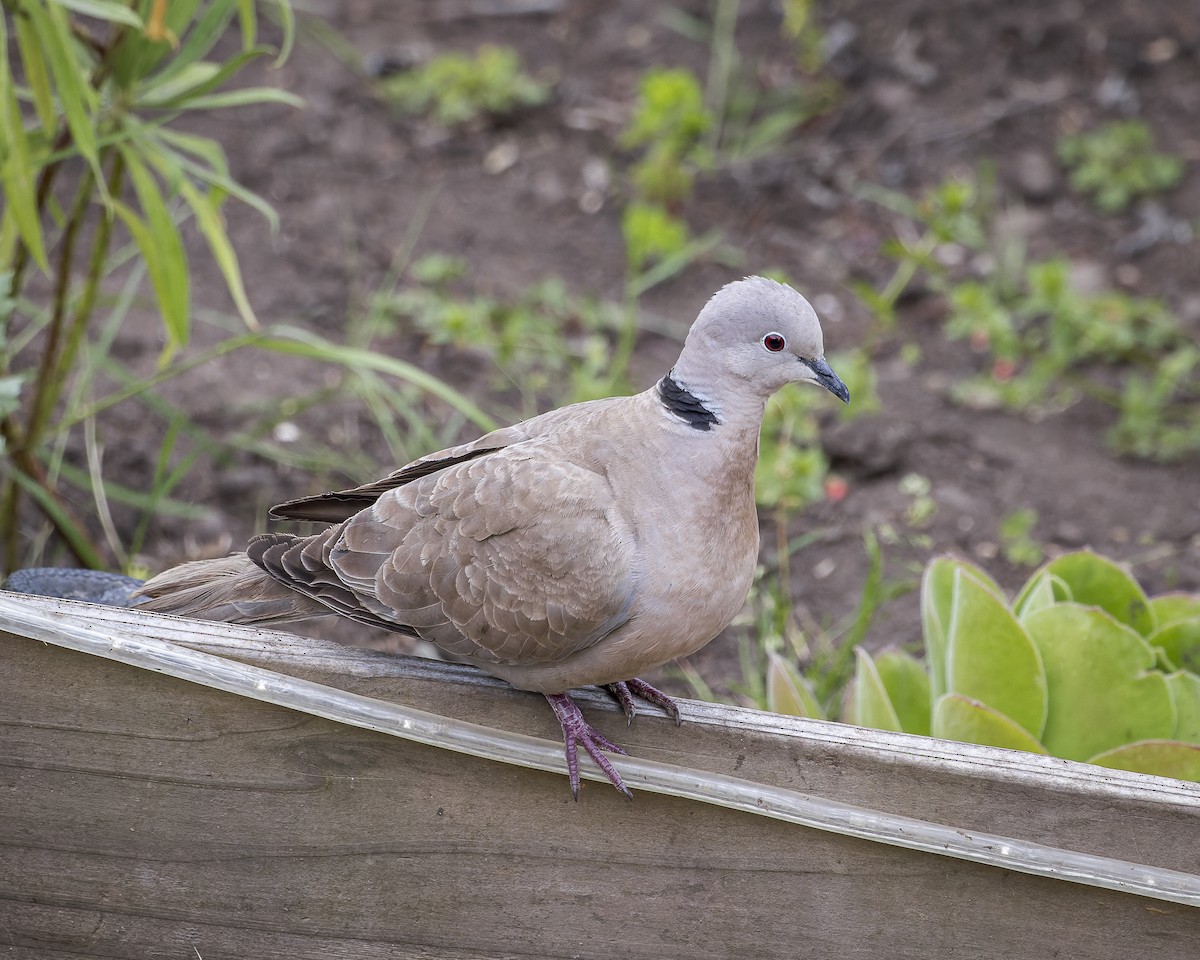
622,202,691,273
864,174,1200,460
378,257,626,413
781,0,825,73
999,508,1043,567
378,45,550,126
1057,120,1184,214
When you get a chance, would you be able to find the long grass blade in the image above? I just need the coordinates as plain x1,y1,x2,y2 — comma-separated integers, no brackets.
177,179,258,329
118,144,190,347
259,327,499,432
7,466,106,569
26,1,106,198
53,0,144,27
13,14,56,133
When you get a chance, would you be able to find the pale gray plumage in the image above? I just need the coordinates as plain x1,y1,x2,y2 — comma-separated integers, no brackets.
137,276,849,797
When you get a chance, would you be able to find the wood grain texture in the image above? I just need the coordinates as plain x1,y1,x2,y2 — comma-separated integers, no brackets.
2,597,1198,959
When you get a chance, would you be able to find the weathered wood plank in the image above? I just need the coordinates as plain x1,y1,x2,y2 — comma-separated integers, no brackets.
1,596,1198,959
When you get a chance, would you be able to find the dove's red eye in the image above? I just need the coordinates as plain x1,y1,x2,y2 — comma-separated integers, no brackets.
763,333,786,352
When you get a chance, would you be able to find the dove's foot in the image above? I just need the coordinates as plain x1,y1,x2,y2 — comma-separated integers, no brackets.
544,692,632,800
605,678,683,726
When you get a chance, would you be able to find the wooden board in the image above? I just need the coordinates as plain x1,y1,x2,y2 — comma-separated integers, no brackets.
1,596,1198,959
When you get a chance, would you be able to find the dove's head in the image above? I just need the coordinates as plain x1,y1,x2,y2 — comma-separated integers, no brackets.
673,276,850,406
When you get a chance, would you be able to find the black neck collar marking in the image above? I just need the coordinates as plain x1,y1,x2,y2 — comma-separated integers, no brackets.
658,373,720,431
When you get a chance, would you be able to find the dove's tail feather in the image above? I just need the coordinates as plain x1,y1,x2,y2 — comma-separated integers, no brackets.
134,553,331,625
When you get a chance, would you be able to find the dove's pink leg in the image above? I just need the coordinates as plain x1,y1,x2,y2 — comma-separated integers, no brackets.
606,678,683,726
544,693,632,800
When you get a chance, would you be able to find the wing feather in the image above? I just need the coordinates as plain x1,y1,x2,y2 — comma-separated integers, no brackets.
326,446,638,665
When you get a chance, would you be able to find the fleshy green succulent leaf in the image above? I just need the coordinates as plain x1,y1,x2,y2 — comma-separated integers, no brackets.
765,652,825,720
946,567,1048,739
849,648,903,732
1167,672,1200,744
1147,595,1200,673
921,556,1005,700
1039,550,1154,635
1148,618,1200,674
1149,594,1200,628
920,556,956,699
1014,570,1068,620
1087,741,1200,783
931,694,1048,754
1025,604,1176,761
874,649,931,736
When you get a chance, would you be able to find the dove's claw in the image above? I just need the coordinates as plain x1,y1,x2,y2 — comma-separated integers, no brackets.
545,693,632,800
605,681,638,724
607,677,682,726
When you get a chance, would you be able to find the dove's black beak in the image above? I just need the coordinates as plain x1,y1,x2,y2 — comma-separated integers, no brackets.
803,356,851,404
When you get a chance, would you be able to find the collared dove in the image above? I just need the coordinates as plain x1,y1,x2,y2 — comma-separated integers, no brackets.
136,276,849,797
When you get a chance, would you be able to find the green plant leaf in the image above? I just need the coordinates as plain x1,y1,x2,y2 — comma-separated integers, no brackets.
1039,550,1154,635
53,0,144,26
118,145,190,347
143,0,233,87
921,559,1005,701
112,0,227,88
109,198,180,356
136,61,222,106
177,179,258,329
931,694,1048,754
137,47,280,110
1025,603,1176,761
848,648,903,732
622,202,689,271
0,52,49,272
170,87,305,112
1150,594,1200,627
1014,570,1068,620
765,651,824,719
237,0,257,49
874,649,931,736
140,122,229,174
132,121,280,232
1087,741,1200,783
920,556,956,699
1146,594,1200,672
7,463,106,569
946,567,1048,738
267,0,297,67
259,327,498,432
13,12,56,132
1149,619,1200,674
1167,672,1200,744
25,1,105,195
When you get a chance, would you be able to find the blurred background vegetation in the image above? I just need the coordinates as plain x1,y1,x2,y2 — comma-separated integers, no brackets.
2,0,1198,772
